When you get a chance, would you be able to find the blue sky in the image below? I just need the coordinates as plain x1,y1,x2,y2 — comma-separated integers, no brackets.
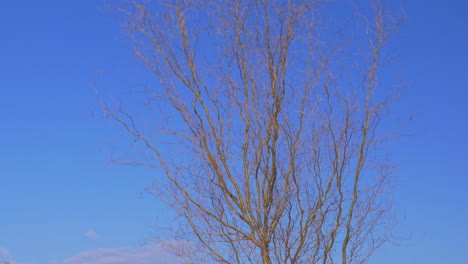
0,1,467,263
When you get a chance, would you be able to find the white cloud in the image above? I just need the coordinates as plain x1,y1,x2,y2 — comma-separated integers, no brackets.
0,248,33,264
0,248,12,262
84,230,100,240
63,245,179,264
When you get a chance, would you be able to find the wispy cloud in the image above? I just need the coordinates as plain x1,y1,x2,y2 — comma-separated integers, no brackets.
0,248,12,263
1,245,178,264
63,245,179,264
84,230,100,240
0,248,34,264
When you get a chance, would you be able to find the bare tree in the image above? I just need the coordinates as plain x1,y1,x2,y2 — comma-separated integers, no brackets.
100,0,401,263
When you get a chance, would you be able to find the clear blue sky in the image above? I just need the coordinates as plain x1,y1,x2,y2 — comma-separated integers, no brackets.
0,1,467,263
